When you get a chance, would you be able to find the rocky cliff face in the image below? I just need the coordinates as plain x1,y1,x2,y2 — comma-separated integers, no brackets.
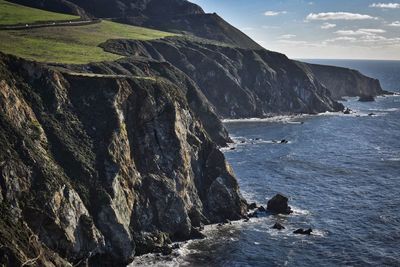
0,53,247,266
101,38,344,118
297,62,387,100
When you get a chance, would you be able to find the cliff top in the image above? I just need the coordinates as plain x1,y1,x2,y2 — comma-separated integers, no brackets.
0,1,177,64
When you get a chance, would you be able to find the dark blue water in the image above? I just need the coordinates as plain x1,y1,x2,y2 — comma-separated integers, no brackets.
131,62,400,267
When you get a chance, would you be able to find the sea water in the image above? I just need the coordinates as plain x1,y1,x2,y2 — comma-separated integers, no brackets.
130,60,400,266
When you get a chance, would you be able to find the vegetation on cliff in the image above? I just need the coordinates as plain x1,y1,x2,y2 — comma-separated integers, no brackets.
0,1,176,64
0,0,77,25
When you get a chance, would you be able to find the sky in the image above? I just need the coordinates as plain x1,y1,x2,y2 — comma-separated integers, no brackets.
188,0,400,60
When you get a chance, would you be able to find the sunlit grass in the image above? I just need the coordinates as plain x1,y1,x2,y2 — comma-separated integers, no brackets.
0,0,78,25
0,20,176,64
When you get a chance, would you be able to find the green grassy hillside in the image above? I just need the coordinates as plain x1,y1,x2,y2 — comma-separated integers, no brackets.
0,1,176,64
0,0,78,25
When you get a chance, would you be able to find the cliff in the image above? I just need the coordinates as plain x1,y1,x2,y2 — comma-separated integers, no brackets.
297,62,387,100
101,38,344,118
0,53,247,266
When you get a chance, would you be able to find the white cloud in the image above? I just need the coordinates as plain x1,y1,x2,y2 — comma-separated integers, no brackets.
370,3,400,8
241,27,254,31
359,28,386,33
306,12,377,21
388,21,400,26
321,22,336,29
335,28,386,36
325,27,400,47
264,11,287,16
278,40,308,45
325,36,357,43
279,34,296,39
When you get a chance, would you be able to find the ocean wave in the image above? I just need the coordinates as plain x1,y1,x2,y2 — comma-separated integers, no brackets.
223,115,306,124
291,206,312,216
368,108,399,112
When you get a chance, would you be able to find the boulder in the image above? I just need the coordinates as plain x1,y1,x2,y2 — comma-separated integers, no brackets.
343,108,351,114
267,194,292,214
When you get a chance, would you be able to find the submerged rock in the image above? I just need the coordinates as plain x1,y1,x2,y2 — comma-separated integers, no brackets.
293,228,312,235
267,194,293,214
272,223,285,230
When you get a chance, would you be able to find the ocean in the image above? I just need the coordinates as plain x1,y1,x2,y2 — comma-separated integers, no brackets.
130,60,400,266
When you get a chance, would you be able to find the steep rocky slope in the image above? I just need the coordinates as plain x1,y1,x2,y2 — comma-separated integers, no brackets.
101,38,344,118
10,0,90,19
0,53,247,266
297,62,387,100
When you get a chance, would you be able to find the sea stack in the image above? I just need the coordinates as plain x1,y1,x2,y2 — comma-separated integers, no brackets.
267,194,293,214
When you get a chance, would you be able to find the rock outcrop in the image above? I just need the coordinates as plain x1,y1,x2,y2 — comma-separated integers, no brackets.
297,62,388,100
267,194,292,215
0,53,247,266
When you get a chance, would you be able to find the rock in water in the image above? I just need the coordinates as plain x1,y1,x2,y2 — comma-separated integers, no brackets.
257,206,266,212
272,223,285,230
248,203,257,210
267,194,293,214
189,228,206,240
293,228,312,235
358,95,375,102
343,108,351,114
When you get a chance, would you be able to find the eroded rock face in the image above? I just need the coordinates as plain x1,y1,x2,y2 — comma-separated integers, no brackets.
101,39,344,118
0,53,247,266
297,62,387,100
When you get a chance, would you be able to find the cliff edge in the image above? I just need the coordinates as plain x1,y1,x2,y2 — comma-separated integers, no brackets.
0,53,247,266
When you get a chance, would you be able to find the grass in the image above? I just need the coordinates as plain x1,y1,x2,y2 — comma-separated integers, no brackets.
0,20,176,64
0,0,78,25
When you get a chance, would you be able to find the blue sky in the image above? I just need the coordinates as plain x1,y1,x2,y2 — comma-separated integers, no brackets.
189,0,400,59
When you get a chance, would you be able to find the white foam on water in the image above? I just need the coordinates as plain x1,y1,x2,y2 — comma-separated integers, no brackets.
291,206,312,216
311,229,328,237
368,107,399,112
223,114,306,124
